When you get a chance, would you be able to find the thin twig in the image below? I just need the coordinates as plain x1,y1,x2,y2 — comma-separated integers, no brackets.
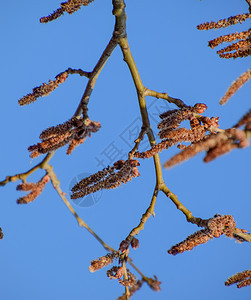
44,163,113,252
65,67,90,78
122,260,130,300
234,229,251,242
126,188,159,240
128,126,147,159
160,182,206,226
43,162,157,280
144,88,187,109
119,37,165,187
74,37,118,118
0,152,54,186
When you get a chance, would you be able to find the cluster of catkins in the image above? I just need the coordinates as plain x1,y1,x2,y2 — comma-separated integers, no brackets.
134,103,218,159
18,68,98,158
164,110,250,168
220,69,251,105
135,103,249,169
197,12,251,59
168,214,239,255
225,270,251,288
28,117,100,158
88,236,161,297
89,249,138,289
71,159,140,199
16,175,50,204
197,8,251,105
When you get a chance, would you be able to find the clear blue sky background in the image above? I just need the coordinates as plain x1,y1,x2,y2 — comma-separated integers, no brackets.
1,1,250,299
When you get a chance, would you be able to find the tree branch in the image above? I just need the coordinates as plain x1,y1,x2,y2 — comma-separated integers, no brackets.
126,188,159,240
74,37,118,118
144,88,187,109
0,152,54,186
160,182,206,226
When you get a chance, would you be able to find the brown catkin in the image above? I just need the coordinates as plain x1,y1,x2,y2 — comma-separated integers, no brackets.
158,108,193,130
236,278,251,288
40,117,79,140
66,138,85,154
217,39,250,55
168,229,213,255
40,8,64,23
28,118,101,157
235,109,251,128
89,252,118,273
168,215,236,255
18,72,68,106
71,166,115,192
219,48,251,58
220,69,251,105
207,215,236,238
197,13,251,30
71,160,140,199
40,0,95,23
16,175,50,204
204,141,237,162
16,182,36,191
164,127,248,168
134,139,176,159
136,103,210,159
164,133,227,168
209,30,251,49
225,270,251,288
159,126,206,143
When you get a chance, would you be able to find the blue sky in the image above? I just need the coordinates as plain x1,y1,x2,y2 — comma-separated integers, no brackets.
1,1,250,299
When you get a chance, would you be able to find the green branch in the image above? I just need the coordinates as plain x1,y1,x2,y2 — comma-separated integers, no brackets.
126,188,159,239
144,88,187,109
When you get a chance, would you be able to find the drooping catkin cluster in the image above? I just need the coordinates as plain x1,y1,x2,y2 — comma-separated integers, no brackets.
16,175,50,204
71,159,140,199
89,252,119,273
168,215,236,255
197,12,251,59
134,103,218,159
40,0,95,23
216,39,251,59
225,270,251,288
220,69,251,105
89,250,147,291
18,68,88,106
28,117,101,158
164,126,249,168
198,9,251,107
